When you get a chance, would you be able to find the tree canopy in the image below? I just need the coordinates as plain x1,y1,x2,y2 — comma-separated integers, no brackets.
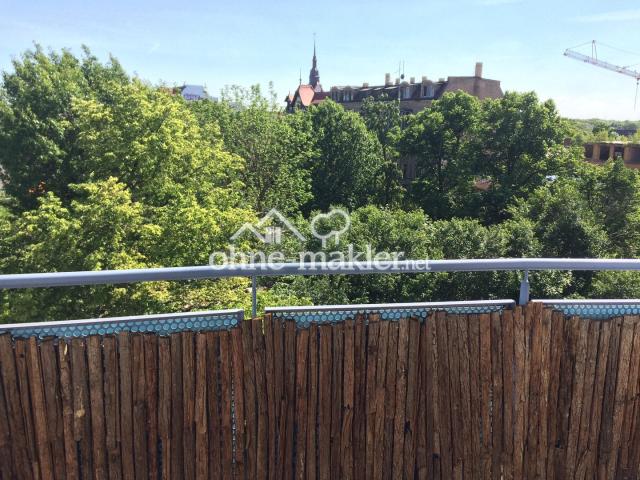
0,46,636,321
305,100,385,211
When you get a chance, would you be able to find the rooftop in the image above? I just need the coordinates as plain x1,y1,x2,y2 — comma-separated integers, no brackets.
329,62,503,106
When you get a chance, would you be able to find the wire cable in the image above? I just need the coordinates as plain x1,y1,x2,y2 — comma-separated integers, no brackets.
597,41,640,58
566,40,594,51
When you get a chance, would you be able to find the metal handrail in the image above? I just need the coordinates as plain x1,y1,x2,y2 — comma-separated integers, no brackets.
1,258,640,316
1,258,640,289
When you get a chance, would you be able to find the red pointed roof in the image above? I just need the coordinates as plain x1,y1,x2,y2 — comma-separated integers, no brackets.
294,85,329,107
297,85,315,106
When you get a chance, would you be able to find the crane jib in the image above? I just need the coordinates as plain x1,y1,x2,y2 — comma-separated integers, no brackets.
564,47,640,81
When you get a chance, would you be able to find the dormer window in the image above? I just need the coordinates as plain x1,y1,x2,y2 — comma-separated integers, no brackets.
402,86,412,99
422,84,435,98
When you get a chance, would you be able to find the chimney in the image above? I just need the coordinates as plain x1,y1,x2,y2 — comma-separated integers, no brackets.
475,62,483,77
422,76,427,82
395,78,399,85
385,73,391,86
410,76,415,83
363,82,369,88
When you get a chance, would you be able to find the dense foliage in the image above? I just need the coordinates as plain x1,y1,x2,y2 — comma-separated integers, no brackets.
1,46,639,322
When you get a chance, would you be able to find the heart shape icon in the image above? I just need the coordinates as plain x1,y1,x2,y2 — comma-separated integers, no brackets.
310,209,351,248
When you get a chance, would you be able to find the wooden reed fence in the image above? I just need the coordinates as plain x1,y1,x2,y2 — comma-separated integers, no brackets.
1,303,640,479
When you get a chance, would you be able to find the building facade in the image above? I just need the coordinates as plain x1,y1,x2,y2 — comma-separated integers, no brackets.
330,62,503,114
584,141,640,168
285,48,503,116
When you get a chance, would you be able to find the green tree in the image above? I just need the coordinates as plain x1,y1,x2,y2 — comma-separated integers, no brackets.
306,100,384,211
477,92,566,222
401,91,481,218
425,217,572,300
191,85,314,215
592,120,614,140
427,218,515,299
148,192,256,267
291,205,440,305
72,80,244,207
0,178,166,320
360,95,404,206
588,159,640,256
0,178,281,321
0,46,130,209
0,46,244,210
590,271,640,298
509,181,608,258
562,118,592,145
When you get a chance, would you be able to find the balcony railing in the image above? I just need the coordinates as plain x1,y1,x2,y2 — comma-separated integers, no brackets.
2,258,640,316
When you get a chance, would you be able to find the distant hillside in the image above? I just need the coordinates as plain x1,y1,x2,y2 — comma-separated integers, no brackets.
568,118,640,135
564,118,640,143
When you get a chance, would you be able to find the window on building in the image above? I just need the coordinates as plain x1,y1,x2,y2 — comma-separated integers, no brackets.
614,145,624,159
422,84,435,98
599,145,610,161
402,86,411,99
629,146,640,163
584,144,593,159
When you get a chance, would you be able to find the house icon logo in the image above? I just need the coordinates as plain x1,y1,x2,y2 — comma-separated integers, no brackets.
231,209,307,245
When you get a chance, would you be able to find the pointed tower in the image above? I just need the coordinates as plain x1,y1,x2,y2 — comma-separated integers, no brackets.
308,39,321,90
285,37,329,112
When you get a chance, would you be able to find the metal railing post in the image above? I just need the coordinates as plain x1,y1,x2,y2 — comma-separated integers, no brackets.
251,275,258,319
519,270,530,305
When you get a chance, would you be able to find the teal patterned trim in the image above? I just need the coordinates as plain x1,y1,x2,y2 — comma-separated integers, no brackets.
536,300,640,320
266,300,514,327
0,309,244,339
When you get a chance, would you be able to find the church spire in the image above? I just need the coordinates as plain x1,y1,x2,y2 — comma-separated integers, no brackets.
309,34,321,89
312,38,317,69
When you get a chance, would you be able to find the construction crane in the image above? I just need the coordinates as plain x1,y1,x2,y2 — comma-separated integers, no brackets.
564,40,640,107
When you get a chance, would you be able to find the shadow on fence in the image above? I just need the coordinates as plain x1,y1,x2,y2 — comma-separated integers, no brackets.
1,302,640,479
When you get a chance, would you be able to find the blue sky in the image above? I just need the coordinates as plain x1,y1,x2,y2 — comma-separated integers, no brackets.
2,0,640,119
